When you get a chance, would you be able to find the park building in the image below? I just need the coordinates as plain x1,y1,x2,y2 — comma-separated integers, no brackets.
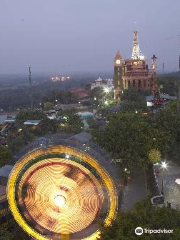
114,31,158,101
91,77,114,91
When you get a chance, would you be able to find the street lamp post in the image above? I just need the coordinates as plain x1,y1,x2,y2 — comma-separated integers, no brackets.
161,162,167,195
161,169,164,195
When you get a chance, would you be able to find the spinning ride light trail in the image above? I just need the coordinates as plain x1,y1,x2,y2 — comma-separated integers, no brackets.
8,145,118,240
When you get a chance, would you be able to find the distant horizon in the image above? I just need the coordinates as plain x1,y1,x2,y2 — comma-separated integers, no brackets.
0,68,178,76
0,69,178,82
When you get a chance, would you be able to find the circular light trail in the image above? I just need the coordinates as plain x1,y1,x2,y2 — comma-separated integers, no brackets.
7,145,117,240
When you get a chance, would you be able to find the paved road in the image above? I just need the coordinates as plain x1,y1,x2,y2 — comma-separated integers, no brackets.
121,168,147,211
154,162,180,209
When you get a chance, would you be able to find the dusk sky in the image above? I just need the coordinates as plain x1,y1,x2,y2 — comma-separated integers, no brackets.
0,0,180,74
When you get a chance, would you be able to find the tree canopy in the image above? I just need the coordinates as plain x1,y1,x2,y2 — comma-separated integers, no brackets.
93,113,162,168
99,198,180,240
157,75,178,96
0,145,12,167
153,101,180,162
58,109,84,134
16,110,47,124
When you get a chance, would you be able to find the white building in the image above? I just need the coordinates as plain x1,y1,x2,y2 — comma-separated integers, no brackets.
90,77,114,91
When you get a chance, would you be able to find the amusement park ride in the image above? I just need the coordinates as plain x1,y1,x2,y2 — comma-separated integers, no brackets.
7,137,119,240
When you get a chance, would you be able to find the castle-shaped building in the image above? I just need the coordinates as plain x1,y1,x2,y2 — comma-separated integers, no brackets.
114,31,157,101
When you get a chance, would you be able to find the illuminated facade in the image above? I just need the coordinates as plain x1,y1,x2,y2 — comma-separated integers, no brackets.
7,139,118,240
114,31,157,100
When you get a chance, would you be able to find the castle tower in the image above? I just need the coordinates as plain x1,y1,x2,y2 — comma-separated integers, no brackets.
113,51,123,101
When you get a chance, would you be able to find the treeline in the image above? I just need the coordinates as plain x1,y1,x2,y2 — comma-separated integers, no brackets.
0,75,94,110
91,90,180,169
99,197,180,240
0,84,78,111
157,74,179,96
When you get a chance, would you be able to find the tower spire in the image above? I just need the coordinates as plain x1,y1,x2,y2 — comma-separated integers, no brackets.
131,30,144,60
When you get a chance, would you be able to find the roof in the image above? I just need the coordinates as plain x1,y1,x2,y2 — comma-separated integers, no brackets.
24,120,41,126
77,112,94,118
5,119,15,123
95,77,102,82
69,132,92,143
0,165,13,178
78,92,89,99
114,50,123,60
70,88,86,93
146,94,176,102
0,114,16,125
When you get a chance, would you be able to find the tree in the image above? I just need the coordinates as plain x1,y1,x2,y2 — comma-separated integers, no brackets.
7,137,25,154
120,89,149,113
90,87,104,106
120,100,148,113
7,128,35,154
0,227,14,240
93,113,161,168
16,110,47,125
41,118,58,134
0,146,12,167
121,89,148,102
154,101,180,161
43,102,53,110
99,198,180,240
0,223,31,240
16,109,59,136
8,110,59,154
12,223,31,240
148,149,161,164
20,128,35,144
58,109,83,134
157,75,178,96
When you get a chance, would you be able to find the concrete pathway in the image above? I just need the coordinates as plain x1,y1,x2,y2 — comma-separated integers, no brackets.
154,162,180,209
121,168,147,211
